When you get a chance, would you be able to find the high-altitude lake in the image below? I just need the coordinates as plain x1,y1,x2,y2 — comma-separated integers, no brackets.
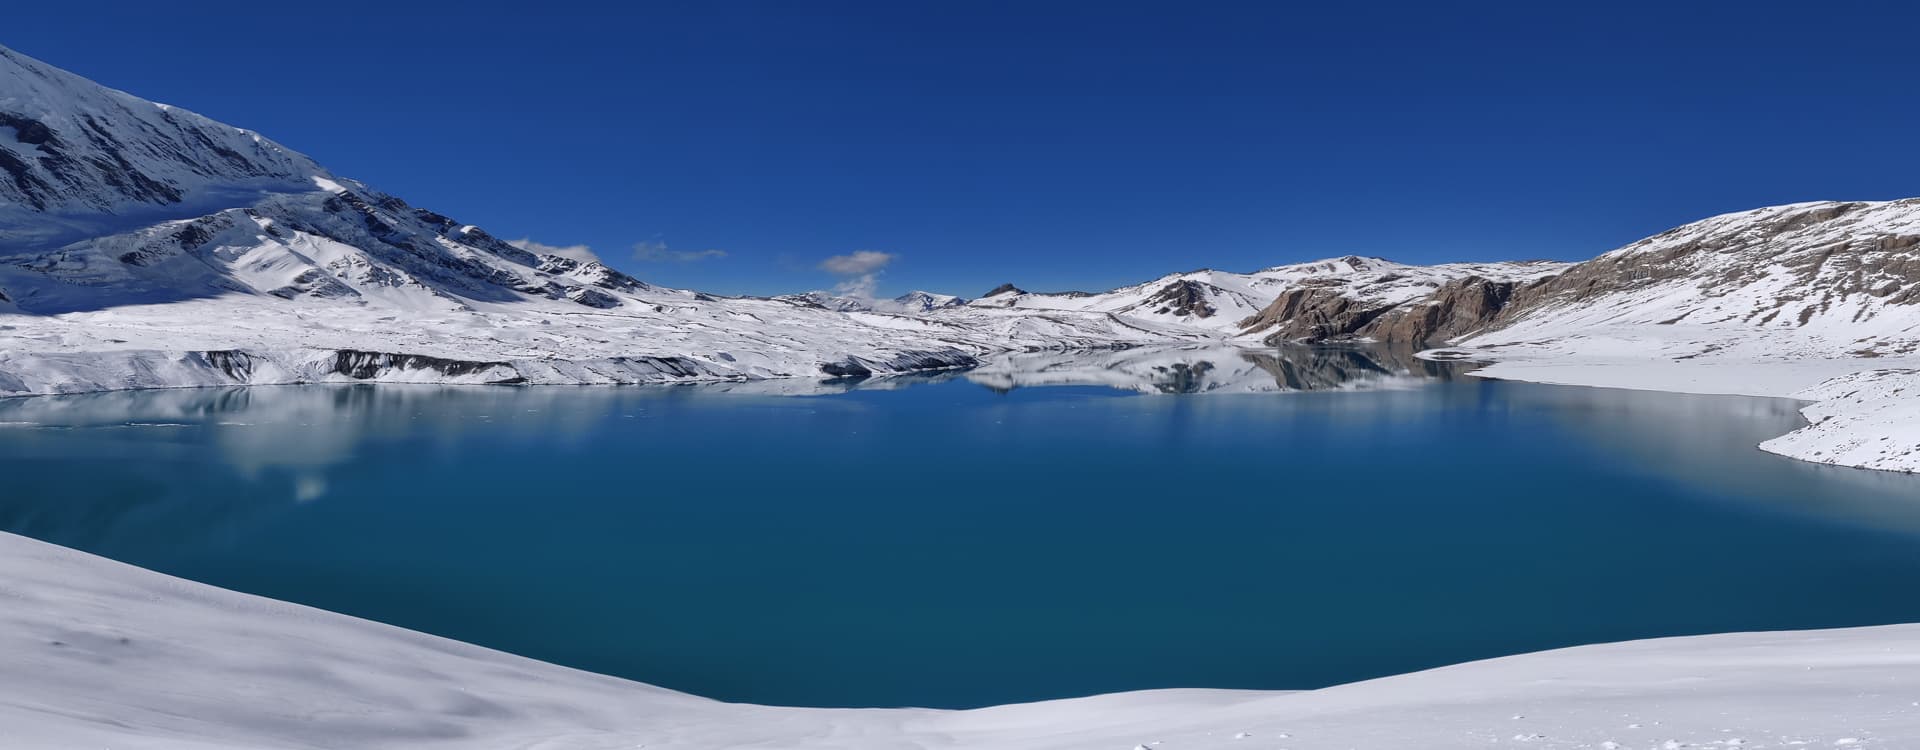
5,346,1920,709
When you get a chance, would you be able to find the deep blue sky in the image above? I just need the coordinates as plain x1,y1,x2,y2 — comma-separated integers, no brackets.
9,2,1920,297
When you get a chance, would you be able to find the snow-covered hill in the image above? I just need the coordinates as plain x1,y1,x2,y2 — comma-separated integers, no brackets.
1433,200,1920,472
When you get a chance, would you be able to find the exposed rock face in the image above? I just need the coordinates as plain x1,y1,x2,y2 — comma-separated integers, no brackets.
565,287,622,309
820,348,980,379
1239,201,1920,350
1237,282,1390,343
982,283,1025,297
1142,279,1219,318
197,350,259,381
331,350,524,384
1359,276,1536,345
1225,258,1568,345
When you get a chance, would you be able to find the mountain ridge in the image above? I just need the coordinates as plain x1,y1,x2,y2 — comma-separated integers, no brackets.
2,42,1918,472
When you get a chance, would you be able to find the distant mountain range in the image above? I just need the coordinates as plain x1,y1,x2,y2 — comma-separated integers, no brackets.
775,289,969,314
2,41,1918,472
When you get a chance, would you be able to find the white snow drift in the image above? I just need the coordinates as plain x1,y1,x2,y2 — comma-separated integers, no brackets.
4,529,1919,750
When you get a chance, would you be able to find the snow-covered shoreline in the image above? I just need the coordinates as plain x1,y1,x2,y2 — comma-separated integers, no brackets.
1429,335,1920,474
4,527,1917,749
4,334,1916,476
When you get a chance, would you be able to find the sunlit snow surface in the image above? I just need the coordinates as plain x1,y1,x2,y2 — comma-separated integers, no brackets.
5,518,1920,749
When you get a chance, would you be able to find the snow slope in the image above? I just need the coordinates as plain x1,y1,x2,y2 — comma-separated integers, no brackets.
1434,200,1920,472
4,528,1917,750
0,45,323,248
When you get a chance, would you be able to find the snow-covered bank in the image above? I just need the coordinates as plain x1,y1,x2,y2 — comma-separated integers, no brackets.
1427,325,1920,473
4,528,1917,749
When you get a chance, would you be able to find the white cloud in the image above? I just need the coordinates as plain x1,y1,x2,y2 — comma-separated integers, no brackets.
832,274,881,300
507,238,600,263
633,240,728,263
817,251,897,303
818,250,895,275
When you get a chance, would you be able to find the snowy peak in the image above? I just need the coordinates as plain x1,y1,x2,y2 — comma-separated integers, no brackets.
0,45,323,244
888,290,967,312
777,289,969,314
0,43,665,316
1253,254,1389,275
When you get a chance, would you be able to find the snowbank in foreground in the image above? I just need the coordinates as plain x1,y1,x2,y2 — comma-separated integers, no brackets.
4,529,1917,749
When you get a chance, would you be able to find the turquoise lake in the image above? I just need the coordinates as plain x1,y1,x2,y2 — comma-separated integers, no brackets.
5,346,1920,709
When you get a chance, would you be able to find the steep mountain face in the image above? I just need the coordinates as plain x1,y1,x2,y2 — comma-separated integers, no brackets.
0,46,322,247
0,183,657,314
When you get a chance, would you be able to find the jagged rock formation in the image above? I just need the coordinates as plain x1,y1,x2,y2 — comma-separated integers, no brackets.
1141,279,1219,318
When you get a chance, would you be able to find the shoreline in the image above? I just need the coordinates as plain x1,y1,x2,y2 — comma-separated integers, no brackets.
4,348,1918,747
5,339,1916,474
1442,349,1920,475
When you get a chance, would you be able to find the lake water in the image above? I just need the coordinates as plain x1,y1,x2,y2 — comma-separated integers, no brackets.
5,345,1920,709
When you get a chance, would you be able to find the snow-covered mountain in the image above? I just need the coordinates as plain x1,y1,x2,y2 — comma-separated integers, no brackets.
3,42,1919,472
775,289,968,314
0,38,1565,397
1432,200,1920,472
970,257,1567,343
1465,200,1920,355
0,46,323,249
0,43,1184,393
